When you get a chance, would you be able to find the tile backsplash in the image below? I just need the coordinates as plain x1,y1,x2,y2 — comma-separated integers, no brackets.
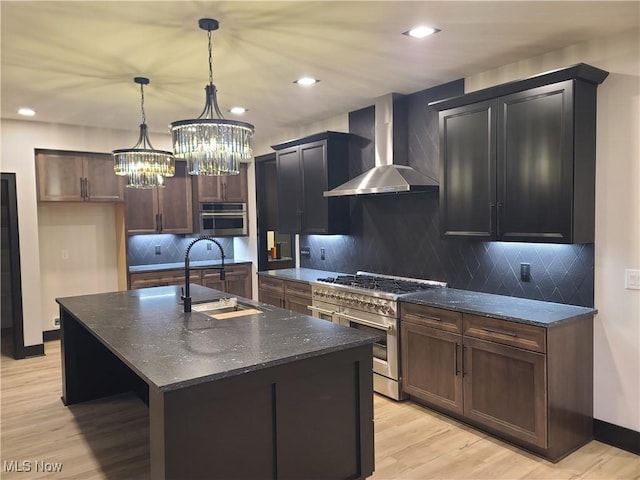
128,234,234,266
300,193,594,307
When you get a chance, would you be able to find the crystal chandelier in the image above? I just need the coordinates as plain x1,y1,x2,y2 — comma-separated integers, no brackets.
113,77,175,188
170,18,254,176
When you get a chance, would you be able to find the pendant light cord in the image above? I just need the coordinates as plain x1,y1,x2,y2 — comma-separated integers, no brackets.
208,29,214,87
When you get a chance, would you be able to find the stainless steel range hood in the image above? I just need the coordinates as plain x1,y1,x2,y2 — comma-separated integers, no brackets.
324,93,438,197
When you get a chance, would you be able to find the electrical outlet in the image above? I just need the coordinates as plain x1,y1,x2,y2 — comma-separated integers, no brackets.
155,245,161,255
300,247,311,257
320,247,326,261
207,243,212,250
625,269,640,290
520,263,531,282
53,317,60,327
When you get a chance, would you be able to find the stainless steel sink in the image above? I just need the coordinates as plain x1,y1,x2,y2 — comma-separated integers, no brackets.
191,298,262,319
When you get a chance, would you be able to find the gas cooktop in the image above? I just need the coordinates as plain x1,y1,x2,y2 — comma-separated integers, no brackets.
316,271,447,295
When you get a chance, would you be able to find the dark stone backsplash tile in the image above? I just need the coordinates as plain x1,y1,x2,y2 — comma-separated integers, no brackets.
300,194,594,308
128,234,234,266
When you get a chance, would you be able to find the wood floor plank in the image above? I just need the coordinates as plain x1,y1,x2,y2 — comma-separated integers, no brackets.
1,341,638,479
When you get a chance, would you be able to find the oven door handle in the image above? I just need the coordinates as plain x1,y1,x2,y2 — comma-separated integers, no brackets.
308,305,337,316
200,212,245,217
336,312,393,331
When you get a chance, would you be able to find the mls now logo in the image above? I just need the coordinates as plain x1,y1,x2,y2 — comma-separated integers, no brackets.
3,459,63,473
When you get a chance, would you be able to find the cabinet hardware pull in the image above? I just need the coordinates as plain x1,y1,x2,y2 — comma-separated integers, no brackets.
155,214,160,232
159,214,163,232
482,326,517,337
336,312,393,332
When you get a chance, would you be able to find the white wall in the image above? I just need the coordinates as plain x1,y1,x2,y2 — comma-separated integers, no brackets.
38,203,119,330
0,119,172,345
465,28,640,432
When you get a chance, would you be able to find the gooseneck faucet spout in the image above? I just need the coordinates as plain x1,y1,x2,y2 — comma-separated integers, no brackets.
182,236,226,313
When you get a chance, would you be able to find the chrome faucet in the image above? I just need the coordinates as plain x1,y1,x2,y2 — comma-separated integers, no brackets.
182,236,225,313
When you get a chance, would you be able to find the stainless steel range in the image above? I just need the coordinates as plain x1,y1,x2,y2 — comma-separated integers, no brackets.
309,271,447,400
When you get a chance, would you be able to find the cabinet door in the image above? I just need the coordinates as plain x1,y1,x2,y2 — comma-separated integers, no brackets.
222,163,249,203
276,148,302,233
258,290,284,308
284,280,311,314
463,336,547,448
401,322,463,415
36,152,84,201
497,81,574,242
124,188,158,234
202,270,226,292
299,141,328,233
158,161,193,234
194,176,223,203
225,264,251,298
83,155,125,202
439,100,496,239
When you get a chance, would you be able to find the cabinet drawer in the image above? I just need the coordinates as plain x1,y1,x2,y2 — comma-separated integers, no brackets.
400,303,462,334
284,280,311,300
130,270,200,289
258,276,284,295
463,314,546,353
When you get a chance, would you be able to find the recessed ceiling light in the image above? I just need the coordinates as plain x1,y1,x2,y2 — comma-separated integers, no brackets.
294,77,319,86
18,107,36,116
229,107,247,115
403,26,441,39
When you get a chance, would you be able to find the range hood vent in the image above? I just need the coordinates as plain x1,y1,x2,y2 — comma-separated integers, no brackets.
324,93,438,197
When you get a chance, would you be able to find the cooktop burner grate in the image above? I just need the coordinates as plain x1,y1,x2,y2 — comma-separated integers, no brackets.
316,274,443,295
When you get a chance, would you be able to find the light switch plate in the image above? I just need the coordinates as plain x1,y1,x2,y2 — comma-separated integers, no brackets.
625,269,640,290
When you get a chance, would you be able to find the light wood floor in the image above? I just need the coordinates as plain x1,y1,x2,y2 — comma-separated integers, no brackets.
1,341,638,479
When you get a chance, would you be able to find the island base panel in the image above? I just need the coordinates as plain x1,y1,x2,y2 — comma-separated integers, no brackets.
150,346,374,480
60,308,147,406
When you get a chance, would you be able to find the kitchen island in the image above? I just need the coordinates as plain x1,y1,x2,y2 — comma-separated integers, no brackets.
57,284,377,479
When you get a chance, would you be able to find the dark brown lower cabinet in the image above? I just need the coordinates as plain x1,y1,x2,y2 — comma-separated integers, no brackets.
130,264,252,299
283,280,312,315
401,303,593,462
402,322,463,415
462,336,547,449
258,275,313,315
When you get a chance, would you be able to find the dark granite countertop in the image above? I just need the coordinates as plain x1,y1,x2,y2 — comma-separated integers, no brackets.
130,259,252,273
56,284,378,393
400,288,596,327
257,267,347,284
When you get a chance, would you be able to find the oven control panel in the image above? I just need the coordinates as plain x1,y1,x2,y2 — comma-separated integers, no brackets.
311,286,397,317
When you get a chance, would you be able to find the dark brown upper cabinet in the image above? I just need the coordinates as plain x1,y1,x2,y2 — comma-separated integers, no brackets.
272,132,351,235
124,160,193,235
36,150,125,202
433,63,608,243
192,163,248,204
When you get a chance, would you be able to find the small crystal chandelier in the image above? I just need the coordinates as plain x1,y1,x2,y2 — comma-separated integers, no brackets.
170,18,254,176
113,77,175,188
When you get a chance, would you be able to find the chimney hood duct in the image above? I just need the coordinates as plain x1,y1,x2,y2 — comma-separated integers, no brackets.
324,93,438,197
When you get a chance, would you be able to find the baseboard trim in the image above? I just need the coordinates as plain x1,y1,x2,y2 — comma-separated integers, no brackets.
21,343,45,358
594,419,640,455
43,329,61,342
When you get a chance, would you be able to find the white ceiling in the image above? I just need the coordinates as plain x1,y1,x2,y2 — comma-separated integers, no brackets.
2,1,639,145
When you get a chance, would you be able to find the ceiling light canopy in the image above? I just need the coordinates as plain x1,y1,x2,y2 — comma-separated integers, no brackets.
403,26,441,39
18,107,36,116
170,18,254,176
113,77,175,189
295,77,319,86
